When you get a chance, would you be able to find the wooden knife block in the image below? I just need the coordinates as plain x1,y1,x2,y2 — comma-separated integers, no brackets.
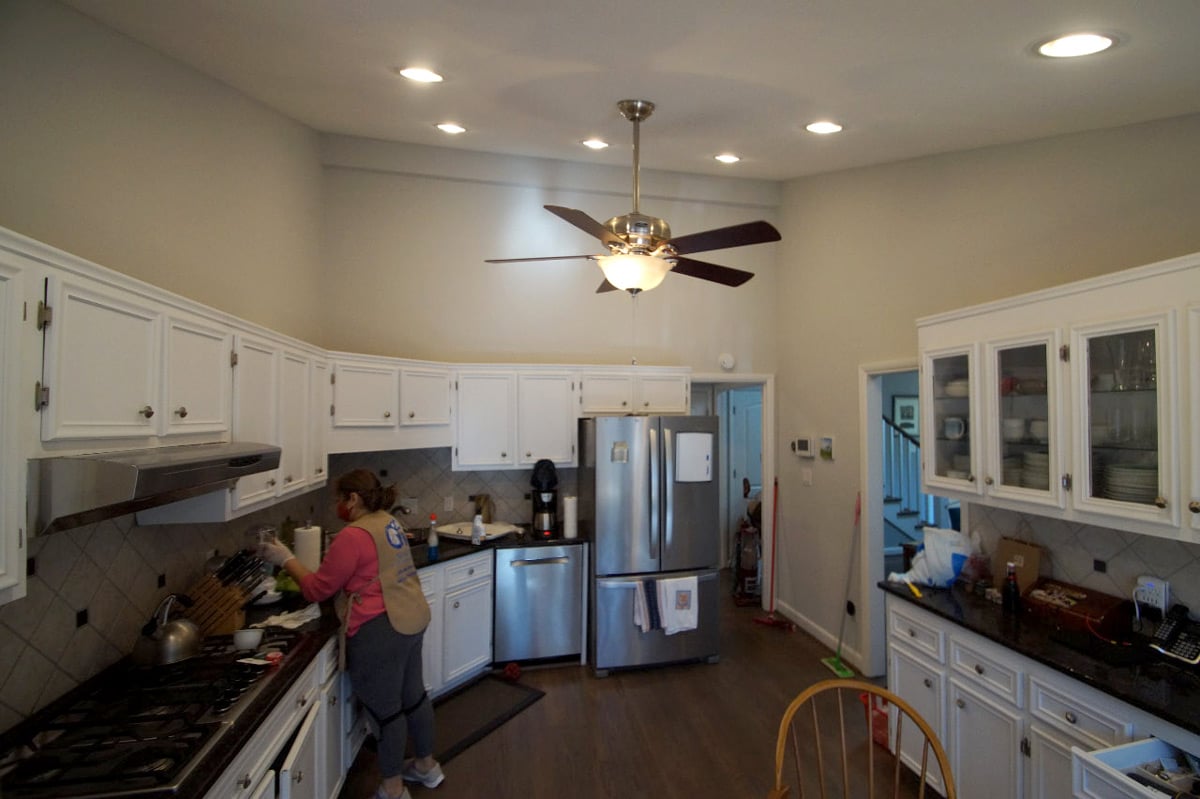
187,573,249,635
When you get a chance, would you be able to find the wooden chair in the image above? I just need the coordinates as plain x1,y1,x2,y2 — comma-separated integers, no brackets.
768,678,956,799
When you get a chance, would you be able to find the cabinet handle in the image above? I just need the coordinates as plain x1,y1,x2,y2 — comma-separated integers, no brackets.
967,473,976,483
974,664,985,675
1064,711,1077,724
175,406,188,418
139,405,155,419
285,475,293,483
329,694,338,707
267,478,277,487
500,451,507,458
294,770,303,784
908,628,916,638
956,698,966,709
984,476,994,486
384,411,391,418
1154,496,1167,509
643,400,650,407
453,600,460,609
923,678,932,689
408,411,415,418
621,401,627,407
526,452,532,458
316,467,325,475
468,567,475,576
297,695,307,708
1189,501,1200,514
239,774,252,789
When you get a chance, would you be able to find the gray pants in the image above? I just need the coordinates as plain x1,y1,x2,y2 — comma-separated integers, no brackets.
347,613,435,777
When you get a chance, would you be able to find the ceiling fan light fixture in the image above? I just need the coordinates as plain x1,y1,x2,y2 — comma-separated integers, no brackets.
1037,33,1114,58
714,153,740,164
436,122,466,134
582,138,609,150
806,120,843,135
596,253,671,293
398,67,443,83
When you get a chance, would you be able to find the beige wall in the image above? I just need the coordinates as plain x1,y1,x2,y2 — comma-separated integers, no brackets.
0,0,325,342
774,113,1200,660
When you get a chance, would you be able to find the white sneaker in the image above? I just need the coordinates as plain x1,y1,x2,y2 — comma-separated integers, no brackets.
400,759,445,788
374,787,411,799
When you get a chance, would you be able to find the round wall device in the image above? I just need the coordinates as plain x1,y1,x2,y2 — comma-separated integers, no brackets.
719,353,736,371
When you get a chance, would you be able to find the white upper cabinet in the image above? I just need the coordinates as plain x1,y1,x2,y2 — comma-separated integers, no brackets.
453,369,516,469
917,251,1198,541
308,357,329,486
331,361,398,429
517,370,578,467
0,260,27,604
400,366,451,426
277,349,310,498
579,368,690,415
232,334,280,509
39,276,162,442
162,314,232,438
634,371,690,414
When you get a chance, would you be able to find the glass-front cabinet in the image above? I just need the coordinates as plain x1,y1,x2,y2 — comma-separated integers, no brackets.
984,332,1064,509
1191,306,1200,533
922,344,982,495
1070,312,1178,527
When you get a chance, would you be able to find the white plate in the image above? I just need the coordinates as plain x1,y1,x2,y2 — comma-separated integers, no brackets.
435,522,520,541
254,590,283,605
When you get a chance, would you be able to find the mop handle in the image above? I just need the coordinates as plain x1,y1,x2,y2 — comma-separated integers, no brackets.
767,477,779,613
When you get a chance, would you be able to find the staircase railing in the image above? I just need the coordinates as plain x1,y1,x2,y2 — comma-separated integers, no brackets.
882,416,950,531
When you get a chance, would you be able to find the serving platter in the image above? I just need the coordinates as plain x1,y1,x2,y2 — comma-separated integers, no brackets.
435,522,520,542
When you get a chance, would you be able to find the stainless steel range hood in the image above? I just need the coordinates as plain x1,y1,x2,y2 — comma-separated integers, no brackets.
29,441,281,536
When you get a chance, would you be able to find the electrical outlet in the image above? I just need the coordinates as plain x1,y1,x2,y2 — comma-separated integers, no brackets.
443,496,454,511
1134,575,1170,611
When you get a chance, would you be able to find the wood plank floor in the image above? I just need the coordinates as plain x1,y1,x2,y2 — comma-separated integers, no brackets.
340,573,922,799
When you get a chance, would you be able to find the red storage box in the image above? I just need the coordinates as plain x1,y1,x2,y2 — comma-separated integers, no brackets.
860,692,890,749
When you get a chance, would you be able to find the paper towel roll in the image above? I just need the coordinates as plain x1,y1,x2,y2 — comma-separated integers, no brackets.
562,496,578,539
294,525,322,571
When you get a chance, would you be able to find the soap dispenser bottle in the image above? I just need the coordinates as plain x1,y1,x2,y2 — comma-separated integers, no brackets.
427,513,439,562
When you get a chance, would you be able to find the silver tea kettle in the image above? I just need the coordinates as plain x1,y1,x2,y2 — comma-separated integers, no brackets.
132,594,202,666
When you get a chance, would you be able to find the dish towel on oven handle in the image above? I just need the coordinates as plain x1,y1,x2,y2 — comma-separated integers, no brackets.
632,578,662,632
656,575,698,635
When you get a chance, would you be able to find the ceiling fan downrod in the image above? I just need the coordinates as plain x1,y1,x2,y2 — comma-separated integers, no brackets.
617,99,654,215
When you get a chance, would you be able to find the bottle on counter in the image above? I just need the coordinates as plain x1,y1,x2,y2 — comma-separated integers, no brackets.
471,513,484,546
427,513,439,562
1002,561,1021,614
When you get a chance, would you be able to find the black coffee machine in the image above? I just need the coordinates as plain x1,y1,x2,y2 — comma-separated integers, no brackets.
531,459,558,538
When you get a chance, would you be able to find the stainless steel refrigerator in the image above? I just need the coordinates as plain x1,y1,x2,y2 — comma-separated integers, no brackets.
579,415,721,675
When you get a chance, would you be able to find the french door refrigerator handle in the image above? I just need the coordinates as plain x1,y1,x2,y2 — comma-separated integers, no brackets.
663,427,675,551
649,425,660,555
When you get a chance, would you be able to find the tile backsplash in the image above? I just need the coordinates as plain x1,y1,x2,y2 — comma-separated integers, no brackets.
0,448,574,734
967,504,1200,611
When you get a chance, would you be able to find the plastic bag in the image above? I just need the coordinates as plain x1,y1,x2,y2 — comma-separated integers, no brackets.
888,527,974,588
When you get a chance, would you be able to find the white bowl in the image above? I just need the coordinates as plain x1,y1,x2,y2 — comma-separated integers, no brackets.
233,628,263,651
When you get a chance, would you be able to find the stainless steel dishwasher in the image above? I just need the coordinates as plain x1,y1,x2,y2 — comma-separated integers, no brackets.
494,543,585,662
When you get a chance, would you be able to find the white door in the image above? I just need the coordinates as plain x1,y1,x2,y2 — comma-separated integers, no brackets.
232,335,279,508
400,366,451,425
278,703,320,799
162,314,232,438
332,361,398,428
726,387,762,537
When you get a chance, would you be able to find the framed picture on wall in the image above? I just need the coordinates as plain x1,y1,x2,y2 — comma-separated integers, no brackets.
892,395,919,437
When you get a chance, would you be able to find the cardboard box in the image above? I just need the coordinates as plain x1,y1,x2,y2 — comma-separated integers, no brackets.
993,537,1043,594
1024,578,1132,637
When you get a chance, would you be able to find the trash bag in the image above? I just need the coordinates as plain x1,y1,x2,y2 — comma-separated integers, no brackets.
888,527,974,588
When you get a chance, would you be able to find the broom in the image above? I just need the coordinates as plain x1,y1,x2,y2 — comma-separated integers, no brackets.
820,492,861,678
753,477,794,630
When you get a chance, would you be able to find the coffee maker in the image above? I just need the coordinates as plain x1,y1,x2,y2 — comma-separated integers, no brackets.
531,459,558,538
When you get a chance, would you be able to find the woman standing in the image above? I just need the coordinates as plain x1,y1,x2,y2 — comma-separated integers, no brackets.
259,469,444,799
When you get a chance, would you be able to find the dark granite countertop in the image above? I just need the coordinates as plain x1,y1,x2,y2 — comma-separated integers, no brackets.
879,581,1200,739
410,529,588,566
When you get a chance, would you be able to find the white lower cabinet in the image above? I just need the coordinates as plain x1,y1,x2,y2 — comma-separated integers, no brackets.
1030,721,1089,799
948,678,1024,799
318,668,345,799
248,770,275,799
278,702,320,799
419,551,492,697
888,641,950,796
419,562,445,696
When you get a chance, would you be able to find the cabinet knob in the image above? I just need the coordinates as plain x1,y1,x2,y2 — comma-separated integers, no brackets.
174,406,188,418
139,405,155,419
500,451,507,458
967,473,976,483
621,401,627,407
468,567,475,576
408,410,415,418
908,628,916,638
293,770,303,784
974,664,985,675
923,678,932,689
984,476,994,486
956,698,966,709
329,694,338,707
285,475,293,483
643,401,650,407
297,696,307,708
267,478,277,487
384,411,391,418
316,467,325,475
1189,501,1200,514
526,452,532,458
1064,711,1077,724
1154,496,1167,509
239,773,252,789
453,600,460,609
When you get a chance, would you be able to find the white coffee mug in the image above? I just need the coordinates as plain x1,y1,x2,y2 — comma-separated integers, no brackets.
944,417,966,440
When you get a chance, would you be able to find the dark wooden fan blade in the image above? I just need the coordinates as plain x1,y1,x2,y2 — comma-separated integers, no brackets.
596,279,619,293
545,205,624,247
485,254,595,263
667,220,780,255
671,256,755,287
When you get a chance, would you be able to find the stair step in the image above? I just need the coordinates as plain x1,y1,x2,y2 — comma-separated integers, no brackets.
897,510,921,518
883,496,902,504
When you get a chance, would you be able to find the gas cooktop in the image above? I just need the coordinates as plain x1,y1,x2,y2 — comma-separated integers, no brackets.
0,628,301,799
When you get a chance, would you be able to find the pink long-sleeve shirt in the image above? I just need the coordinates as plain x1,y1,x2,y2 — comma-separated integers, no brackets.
296,525,384,636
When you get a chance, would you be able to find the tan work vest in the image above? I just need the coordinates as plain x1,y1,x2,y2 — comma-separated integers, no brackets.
336,510,431,636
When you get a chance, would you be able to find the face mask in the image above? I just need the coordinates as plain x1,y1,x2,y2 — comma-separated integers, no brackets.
336,500,352,522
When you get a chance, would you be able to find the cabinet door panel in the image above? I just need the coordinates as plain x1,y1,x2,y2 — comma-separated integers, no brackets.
922,344,982,496
888,645,949,797
277,351,309,496
163,316,231,437
636,373,688,414
308,359,328,485
319,678,343,799
454,371,515,468
518,371,576,466
332,362,398,428
1029,722,1089,799
1187,306,1200,533
0,264,24,600
580,373,633,413
948,679,1023,799
278,703,320,799
42,279,161,441
232,336,279,508
400,367,451,425
442,580,492,686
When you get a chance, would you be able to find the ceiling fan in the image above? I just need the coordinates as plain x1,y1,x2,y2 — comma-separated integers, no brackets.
485,99,781,294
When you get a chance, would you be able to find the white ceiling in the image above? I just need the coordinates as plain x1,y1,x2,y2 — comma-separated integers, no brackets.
65,0,1200,181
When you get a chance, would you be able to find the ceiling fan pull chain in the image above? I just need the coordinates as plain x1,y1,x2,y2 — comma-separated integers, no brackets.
630,291,639,366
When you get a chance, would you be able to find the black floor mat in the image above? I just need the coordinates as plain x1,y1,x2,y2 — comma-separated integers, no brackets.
432,675,544,764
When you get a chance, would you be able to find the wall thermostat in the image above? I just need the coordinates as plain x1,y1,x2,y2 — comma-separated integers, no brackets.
791,436,815,458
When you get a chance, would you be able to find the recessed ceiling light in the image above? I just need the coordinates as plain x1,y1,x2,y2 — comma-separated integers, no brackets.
436,122,466,135
398,67,443,83
806,121,843,135
714,153,740,164
1037,33,1114,58
582,139,609,150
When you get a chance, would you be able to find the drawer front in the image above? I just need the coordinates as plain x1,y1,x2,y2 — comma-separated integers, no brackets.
419,561,444,597
445,552,492,590
318,638,338,685
1030,675,1132,749
888,603,946,664
1075,738,1179,799
950,637,1022,707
